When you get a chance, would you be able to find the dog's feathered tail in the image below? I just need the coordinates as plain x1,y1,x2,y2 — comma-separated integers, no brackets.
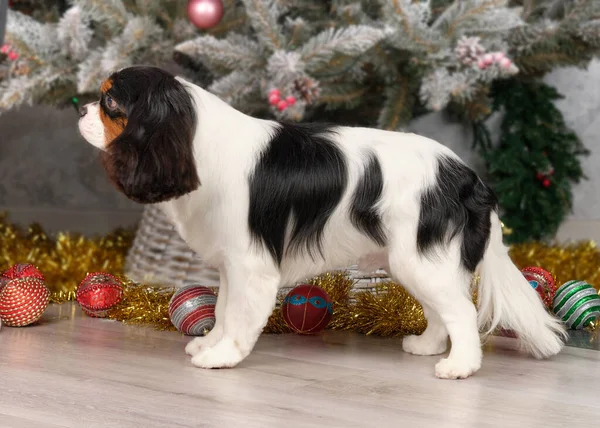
477,212,567,358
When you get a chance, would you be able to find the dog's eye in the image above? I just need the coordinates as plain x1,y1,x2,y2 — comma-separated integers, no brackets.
106,96,117,110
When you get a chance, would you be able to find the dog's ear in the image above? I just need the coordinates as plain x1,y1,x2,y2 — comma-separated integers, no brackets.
102,74,200,204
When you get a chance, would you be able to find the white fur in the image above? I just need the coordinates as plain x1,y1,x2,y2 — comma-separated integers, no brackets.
476,212,568,358
80,76,566,379
77,102,106,150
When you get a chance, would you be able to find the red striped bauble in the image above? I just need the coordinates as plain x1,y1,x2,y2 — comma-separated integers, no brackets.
169,285,216,335
0,277,50,327
282,284,332,334
76,272,124,318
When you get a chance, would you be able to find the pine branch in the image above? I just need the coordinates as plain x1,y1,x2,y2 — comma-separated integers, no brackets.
71,0,128,36
377,77,413,130
76,16,165,93
241,0,285,51
6,10,58,58
266,50,307,89
439,0,509,37
76,49,104,93
317,82,369,110
380,0,438,52
285,17,312,48
57,6,92,61
0,69,66,112
301,25,386,72
209,70,259,107
175,33,263,74
205,4,249,37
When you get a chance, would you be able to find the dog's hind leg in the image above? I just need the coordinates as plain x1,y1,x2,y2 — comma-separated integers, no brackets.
387,240,482,379
402,303,448,356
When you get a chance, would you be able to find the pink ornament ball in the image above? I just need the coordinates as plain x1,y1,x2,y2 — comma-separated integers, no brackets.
1,44,10,54
187,0,224,29
268,88,280,97
7,51,19,61
285,96,296,106
483,53,494,65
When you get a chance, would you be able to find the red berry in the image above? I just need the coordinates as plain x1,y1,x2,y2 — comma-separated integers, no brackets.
277,100,288,111
8,51,19,61
268,88,281,97
268,94,280,105
542,178,551,188
1,44,10,54
536,172,544,180
285,96,296,105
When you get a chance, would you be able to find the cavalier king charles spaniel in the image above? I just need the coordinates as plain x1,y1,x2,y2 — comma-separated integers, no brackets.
78,66,566,379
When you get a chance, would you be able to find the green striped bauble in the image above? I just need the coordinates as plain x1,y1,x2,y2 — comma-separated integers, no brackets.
552,280,600,329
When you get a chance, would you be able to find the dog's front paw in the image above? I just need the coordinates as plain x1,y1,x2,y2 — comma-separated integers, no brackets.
185,326,223,356
402,334,447,356
190,336,244,369
434,356,481,379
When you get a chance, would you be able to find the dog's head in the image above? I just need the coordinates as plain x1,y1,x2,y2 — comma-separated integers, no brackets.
78,66,200,204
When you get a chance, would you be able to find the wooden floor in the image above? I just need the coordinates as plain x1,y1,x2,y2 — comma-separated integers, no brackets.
1,303,599,428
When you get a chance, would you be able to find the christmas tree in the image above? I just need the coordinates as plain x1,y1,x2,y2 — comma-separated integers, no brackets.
4,1,599,125
474,79,589,243
0,0,199,112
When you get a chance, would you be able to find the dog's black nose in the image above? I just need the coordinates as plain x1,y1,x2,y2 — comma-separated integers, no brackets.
78,106,88,117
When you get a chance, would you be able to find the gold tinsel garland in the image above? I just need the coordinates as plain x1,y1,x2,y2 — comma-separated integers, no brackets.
1,215,599,336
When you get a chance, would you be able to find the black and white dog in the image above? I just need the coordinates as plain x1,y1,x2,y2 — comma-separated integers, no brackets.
78,66,566,379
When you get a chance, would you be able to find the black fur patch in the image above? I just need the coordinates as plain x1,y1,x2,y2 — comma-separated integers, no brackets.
350,153,387,246
248,122,347,264
417,155,497,272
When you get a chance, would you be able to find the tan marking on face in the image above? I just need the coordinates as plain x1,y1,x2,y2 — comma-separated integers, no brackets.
99,107,127,144
101,79,113,93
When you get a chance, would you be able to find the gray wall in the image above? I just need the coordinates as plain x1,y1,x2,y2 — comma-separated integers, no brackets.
1,60,599,237
0,104,142,234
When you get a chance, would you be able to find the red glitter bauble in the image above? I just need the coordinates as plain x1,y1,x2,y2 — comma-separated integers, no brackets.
0,277,50,327
522,266,557,309
282,284,332,334
2,263,45,281
76,272,124,318
1,263,45,292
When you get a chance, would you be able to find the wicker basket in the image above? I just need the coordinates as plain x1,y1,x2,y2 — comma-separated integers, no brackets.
125,205,391,293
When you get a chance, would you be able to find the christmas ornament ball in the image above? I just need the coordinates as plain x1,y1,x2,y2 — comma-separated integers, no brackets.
1,263,45,289
521,266,557,308
76,272,124,318
169,285,216,335
282,284,333,334
553,280,600,329
0,277,50,327
187,0,224,29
